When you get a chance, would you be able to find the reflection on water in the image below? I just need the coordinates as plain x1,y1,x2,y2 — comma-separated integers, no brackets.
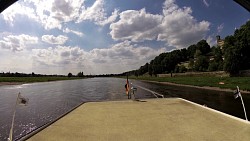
0,78,154,140
0,78,249,140
132,80,250,120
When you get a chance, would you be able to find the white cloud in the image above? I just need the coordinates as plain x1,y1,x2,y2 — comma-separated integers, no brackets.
32,45,87,74
98,9,119,26
110,0,210,49
206,36,216,47
0,34,38,52
0,50,33,73
77,0,118,26
33,0,83,30
31,41,166,74
158,0,210,48
42,35,68,45
1,2,38,26
89,41,167,74
217,23,224,33
202,0,209,7
63,28,84,37
2,0,116,30
110,8,163,42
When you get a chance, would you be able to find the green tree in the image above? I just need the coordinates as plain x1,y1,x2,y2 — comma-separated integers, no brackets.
223,21,250,75
187,44,197,58
196,40,211,55
223,46,241,75
68,72,73,77
77,72,84,77
194,56,209,71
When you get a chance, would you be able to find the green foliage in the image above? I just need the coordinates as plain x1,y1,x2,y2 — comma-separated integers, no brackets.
223,46,241,75
129,76,250,91
196,39,211,55
194,55,209,71
174,65,187,73
77,72,84,77
223,20,250,75
208,61,219,71
68,73,73,77
127,21,249,77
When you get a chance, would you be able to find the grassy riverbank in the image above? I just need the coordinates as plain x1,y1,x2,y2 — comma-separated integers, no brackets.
129,76,250,91
0,77,85,83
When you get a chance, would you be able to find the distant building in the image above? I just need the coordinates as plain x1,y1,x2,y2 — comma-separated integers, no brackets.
216,35,225,48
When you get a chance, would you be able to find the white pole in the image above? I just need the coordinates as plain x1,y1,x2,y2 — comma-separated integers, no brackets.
8,93,20,141
237,86,248,121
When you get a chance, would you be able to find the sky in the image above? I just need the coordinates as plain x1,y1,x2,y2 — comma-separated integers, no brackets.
0,0,249,75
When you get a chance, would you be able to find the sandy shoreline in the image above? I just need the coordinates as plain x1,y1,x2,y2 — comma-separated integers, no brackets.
0,82,25,86
139,80,250,94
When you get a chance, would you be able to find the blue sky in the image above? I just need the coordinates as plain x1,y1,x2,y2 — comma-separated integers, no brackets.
0,0,249,75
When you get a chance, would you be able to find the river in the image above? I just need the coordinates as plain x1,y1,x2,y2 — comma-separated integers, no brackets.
0,77,249,140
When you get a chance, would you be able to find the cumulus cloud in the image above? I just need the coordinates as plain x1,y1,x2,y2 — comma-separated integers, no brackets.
63,28,84,37
217,23,224,33
1,0,118,30
77,0,118,25
110,8,162,42
31,41,166,74
0,34,38,52
110,0,210,49
89,41,166,74
42,35,68,45
98,9,119,26
32,46,87,74
206,35,216,47
1,2,38,26
202,0,209,7
158,0,210,48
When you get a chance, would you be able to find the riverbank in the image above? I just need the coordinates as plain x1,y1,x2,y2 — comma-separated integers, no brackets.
0,77,85,86
129,76,250,93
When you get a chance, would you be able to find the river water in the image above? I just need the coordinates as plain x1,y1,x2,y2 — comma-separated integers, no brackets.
0,77,249,140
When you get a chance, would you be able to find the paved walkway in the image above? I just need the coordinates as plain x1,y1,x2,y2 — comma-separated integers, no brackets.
27,98,250,141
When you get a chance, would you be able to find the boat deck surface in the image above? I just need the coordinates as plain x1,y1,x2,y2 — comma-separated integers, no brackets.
27,98,250,141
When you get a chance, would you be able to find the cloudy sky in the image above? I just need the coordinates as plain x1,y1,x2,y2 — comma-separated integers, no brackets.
0,0,249,75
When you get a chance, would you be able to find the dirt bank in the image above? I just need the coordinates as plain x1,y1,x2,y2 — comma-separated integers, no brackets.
140,80,250,94
0,82,24,86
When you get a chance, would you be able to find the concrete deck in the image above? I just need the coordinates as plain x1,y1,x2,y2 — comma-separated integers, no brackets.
27,98,250,141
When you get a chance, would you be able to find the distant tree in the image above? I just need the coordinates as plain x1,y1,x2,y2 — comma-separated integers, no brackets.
31,72,35,77
188,58,194,70
223,21,250,75
68,72,73,77
179,65,187,73
194,49,202,58
148,61,153,76
208,61,219,71
194,55,209,71
196,40,211,55
187,44,197,58
174,65,187,73
223,46,241,75
77,72,84,77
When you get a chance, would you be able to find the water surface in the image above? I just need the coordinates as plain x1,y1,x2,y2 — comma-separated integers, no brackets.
0,77,249,140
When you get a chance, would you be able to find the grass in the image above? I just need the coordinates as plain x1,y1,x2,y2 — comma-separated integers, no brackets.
0,77,85,83
129,76,250,91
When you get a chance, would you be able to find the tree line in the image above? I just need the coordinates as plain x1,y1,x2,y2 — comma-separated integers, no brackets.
123,20,250,77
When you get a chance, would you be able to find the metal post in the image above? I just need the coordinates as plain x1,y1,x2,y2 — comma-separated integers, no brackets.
8,93,20,141
126,74,131,99
237,86,248,121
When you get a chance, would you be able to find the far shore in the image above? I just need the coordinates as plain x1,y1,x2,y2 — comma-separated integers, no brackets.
0,82,25,86
1,77,250,94
139,80,250,94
